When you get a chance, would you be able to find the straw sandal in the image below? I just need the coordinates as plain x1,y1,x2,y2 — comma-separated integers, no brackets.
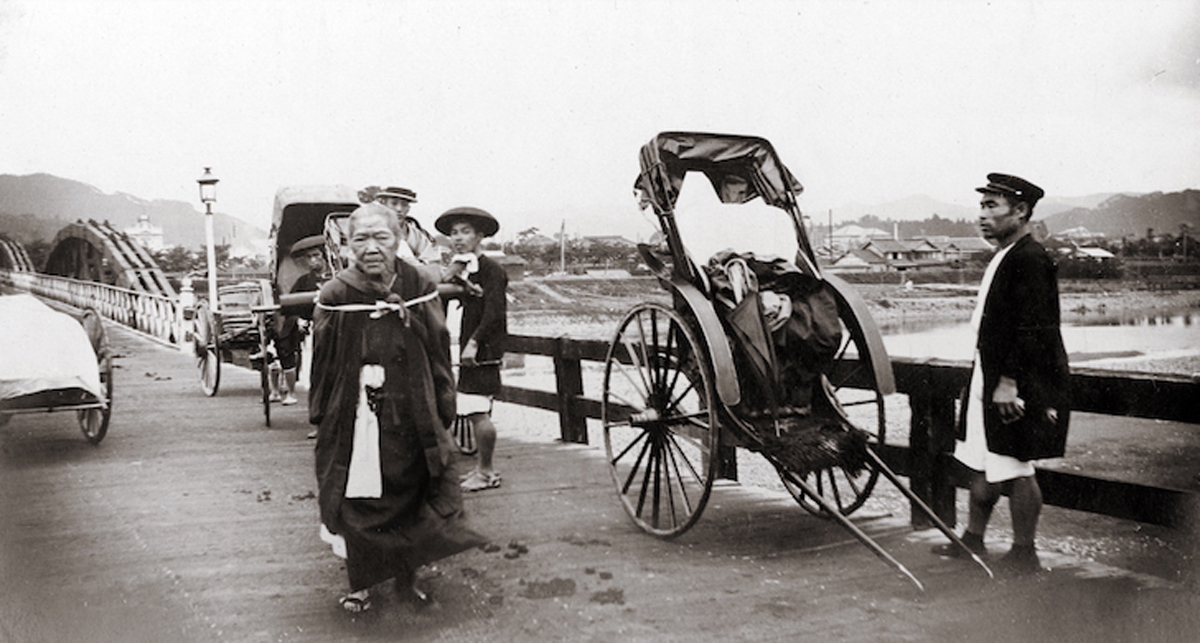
461,469,501,492
339,590,371,613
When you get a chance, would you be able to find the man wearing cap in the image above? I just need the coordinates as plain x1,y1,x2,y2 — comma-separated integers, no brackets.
931,173,1070,574
374,186,442,269
273,235,328,406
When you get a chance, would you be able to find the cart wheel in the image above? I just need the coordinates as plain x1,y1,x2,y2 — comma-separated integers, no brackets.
257,311,272,427
602,302,719,538
79,357,113,445
780,310,886,517
78,308,113,445
195,301,221,396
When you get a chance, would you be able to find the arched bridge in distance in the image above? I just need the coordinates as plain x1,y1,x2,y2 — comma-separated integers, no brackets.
1,221,182,345
0,234,34,272
42,219,175,297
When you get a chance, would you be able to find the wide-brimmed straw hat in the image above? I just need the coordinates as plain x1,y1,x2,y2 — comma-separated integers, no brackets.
435,207,499,237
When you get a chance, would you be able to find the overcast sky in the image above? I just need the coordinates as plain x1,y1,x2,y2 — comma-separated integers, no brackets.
1,0,1197,242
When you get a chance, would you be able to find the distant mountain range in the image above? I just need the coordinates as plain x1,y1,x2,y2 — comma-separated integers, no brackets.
1,174,1196,257
0,173,267,254
829,190,1200,239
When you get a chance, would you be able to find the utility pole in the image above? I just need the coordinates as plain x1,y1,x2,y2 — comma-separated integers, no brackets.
828,209,833,252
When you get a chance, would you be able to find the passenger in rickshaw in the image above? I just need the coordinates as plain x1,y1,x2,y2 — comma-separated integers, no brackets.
373,186,442,277
704,249,842,421
272,235,328,406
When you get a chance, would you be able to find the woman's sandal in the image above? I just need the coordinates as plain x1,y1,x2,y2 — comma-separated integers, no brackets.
339,590,371,613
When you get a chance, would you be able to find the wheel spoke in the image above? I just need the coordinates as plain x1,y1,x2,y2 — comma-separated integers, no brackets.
634,437,656,518
612,362,649,407
620,334,652,398
666,377,698,413
663,431,704,492
650,437,663,527
620,431,654,495
828,468,845,510
612,427,650,469
843,467,863,497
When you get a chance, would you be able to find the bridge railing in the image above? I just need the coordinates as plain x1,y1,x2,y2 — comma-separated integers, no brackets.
497,333,1200,531
1,269,183,346
3,271,1196,530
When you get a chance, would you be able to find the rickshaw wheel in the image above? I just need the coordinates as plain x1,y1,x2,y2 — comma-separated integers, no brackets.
195,301,221,396
602,302,719,539
79,357,113,445
779,313,885,517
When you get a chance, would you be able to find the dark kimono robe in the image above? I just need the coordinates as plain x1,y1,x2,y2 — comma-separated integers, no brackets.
310,259,485,591
959,234,1071,461
443,253,508,396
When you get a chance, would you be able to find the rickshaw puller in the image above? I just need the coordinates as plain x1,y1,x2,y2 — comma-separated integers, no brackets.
930,173,1070,575
272,235,327,406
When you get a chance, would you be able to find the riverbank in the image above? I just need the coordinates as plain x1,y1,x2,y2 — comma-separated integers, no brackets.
509,278,1200,374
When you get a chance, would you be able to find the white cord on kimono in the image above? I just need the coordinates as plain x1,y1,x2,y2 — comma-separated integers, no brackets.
316,290,439,318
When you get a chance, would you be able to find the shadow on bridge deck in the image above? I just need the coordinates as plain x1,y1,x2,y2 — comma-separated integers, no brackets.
1,320,1197,642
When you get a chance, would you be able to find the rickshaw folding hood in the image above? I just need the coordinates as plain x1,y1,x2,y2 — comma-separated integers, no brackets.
634,132,805,214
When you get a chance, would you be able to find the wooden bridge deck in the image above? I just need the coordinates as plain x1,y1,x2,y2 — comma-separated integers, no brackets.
1,320,1197,642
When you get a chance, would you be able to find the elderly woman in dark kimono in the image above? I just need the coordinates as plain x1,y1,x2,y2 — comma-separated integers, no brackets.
309,202,486,613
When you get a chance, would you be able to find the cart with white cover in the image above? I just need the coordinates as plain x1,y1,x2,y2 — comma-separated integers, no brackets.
0,294,113,444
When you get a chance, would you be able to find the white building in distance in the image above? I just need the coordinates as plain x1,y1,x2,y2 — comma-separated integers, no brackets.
125,214,164,251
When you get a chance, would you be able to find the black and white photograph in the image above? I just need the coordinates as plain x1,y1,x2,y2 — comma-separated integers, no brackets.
1,1,1197,641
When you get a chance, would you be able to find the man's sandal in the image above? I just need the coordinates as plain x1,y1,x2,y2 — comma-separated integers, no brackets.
461,469,501,492
339,590,371,613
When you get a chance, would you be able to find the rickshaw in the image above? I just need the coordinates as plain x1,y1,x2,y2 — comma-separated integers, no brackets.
0,294,114,444
191,185,360,426
601,132,989,589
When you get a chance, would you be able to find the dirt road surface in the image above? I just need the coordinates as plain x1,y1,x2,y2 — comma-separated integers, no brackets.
2,321,1198,642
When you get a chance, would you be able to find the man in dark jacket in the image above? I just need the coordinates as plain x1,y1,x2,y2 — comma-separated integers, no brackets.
309,203,485,612
932,174,1070,574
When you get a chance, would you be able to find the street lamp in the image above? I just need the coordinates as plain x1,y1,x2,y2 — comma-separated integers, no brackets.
197,167,220,309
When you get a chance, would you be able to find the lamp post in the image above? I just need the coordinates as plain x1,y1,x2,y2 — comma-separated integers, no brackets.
197,167,219,309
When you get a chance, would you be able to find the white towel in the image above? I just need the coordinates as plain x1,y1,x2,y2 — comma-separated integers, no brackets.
345,365,385,498
450,253,480,275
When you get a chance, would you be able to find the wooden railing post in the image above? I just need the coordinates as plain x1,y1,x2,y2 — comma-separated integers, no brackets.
908,388,958,529
553,337,588,444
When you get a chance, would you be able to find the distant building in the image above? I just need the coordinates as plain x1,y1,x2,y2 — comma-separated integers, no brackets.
125,214,164,251
859,237,941,270
1062,246,1117,261
1057,226,1107,244
582,235,638,248
827,247,889,273
923,236,994,263
826,224,891,251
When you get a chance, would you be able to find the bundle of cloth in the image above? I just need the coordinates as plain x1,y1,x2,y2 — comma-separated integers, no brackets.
0,294,103,406
705,249,843,415
704,251,869,473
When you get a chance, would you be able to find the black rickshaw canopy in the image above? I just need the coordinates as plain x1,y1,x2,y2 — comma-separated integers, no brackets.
634,132,805,214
